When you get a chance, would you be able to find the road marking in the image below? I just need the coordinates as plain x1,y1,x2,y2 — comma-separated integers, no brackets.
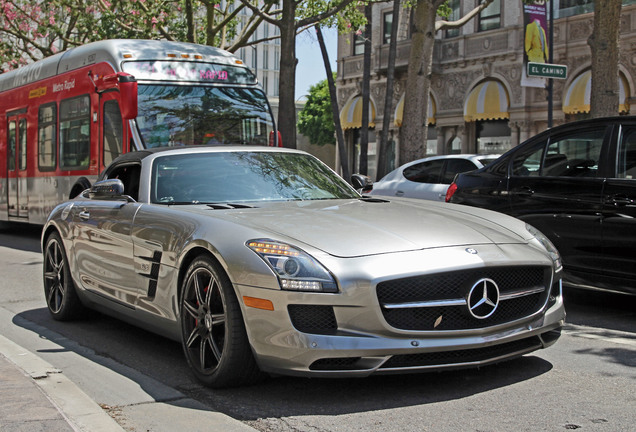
563,324,636,347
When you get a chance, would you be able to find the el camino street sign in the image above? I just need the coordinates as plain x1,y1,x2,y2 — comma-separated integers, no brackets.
527,62,568,79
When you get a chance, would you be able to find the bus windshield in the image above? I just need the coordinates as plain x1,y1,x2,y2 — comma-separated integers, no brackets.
135,84,274,148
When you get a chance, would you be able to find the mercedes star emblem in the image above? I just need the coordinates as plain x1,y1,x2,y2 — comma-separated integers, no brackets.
467,278,500,319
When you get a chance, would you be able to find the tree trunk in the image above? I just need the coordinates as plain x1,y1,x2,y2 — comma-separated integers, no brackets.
588,0,622,118
277,3,298,148
185,0,195,43
205,2,216,46
376,0,401,180
316,26,351,182
400,0,438,165
359,5,373,175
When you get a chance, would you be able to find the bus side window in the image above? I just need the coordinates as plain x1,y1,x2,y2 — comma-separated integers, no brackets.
103,100,123,166
18,119,27,170
7,121,16,171
60,95,90,171
38,103,57,171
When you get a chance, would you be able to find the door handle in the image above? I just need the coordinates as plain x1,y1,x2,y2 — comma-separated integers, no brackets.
514,186,535,196
606,195,633,207
79,210,90,221
395,190,404,197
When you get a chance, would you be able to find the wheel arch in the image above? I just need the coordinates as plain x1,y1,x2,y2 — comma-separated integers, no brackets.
176,245,231,305
41,224,62,252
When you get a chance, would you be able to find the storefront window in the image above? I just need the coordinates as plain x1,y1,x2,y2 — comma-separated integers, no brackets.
476,120,511,153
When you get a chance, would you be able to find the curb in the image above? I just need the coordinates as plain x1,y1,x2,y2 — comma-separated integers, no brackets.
0,333,125,432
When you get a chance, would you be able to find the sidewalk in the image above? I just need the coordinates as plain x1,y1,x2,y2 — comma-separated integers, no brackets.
0,334,124,432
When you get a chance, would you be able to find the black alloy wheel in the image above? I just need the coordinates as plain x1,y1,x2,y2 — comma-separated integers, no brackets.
180,255,261,388
43,233,84,320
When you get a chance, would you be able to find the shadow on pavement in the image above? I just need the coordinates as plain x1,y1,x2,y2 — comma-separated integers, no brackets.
14,306,554,422
563,287,636,334
0,222,42,253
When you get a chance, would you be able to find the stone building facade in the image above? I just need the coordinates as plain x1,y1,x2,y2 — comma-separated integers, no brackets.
336,1,636,179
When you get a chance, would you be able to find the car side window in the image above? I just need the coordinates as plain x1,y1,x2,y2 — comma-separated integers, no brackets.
403,159,444,184
541,129,605,177
617,127,636,179
442,159,477,184
511,141,545,177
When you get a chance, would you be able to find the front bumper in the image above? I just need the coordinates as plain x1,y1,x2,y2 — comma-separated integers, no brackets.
235,244,566,377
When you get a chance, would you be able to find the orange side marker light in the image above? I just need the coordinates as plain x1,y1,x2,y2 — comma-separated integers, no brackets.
243,296,274,311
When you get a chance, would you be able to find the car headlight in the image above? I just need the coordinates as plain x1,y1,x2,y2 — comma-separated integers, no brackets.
526,224,563,272
246,240,338,293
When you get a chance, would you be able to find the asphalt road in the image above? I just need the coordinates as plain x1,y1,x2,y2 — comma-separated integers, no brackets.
1,222,634,432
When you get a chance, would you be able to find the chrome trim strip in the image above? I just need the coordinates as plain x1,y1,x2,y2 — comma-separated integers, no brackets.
382,285,545,310
499,286,545,300
382,298,466,309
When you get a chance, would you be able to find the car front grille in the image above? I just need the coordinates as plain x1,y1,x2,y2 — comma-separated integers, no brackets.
380,336,542,369
377,266,551,331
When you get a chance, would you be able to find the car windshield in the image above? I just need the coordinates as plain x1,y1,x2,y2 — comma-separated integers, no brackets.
135,84,274,147
151,151,359,204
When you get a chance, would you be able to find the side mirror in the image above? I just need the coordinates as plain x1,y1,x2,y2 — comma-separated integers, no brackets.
351,174,373,194
89,179,126,200
118,73,138,120
97,72,138,119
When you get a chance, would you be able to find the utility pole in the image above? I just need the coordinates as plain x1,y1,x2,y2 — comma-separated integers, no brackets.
547,0,554,128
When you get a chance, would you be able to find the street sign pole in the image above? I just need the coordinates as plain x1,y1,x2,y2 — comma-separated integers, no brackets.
548,0,554,128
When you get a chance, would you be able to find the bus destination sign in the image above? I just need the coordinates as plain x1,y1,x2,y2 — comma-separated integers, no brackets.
122,61,256,85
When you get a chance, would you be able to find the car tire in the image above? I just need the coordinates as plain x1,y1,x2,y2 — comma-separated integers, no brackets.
43,233,85,320
180,255,261,388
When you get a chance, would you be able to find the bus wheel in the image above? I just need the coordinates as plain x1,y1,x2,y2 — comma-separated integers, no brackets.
70,178,92,198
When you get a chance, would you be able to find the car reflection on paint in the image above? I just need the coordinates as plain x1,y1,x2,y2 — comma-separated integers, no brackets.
42,146,565,388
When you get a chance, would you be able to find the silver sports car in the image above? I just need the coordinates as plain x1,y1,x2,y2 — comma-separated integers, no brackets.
42,146,565,388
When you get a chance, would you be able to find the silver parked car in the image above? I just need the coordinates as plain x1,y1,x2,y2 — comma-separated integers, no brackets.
42,147,565,388
368,154,500,201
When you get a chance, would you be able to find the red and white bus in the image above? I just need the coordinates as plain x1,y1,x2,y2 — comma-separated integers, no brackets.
0,39,277,224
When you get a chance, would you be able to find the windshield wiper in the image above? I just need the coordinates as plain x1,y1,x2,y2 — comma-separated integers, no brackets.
206,203,255,209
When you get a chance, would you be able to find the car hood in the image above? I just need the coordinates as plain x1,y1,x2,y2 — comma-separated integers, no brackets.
211,198,527,258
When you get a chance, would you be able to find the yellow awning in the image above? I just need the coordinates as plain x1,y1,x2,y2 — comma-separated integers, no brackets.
563,70,630,114
394,94,436,127
463,80,510,122
339,96,376,130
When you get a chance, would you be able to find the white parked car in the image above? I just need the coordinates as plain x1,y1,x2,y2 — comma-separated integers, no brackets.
368,154,500,201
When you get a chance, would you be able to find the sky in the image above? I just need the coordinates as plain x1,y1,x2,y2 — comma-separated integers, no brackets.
294,27,338,101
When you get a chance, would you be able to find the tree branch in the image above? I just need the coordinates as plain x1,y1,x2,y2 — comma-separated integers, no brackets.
296,0,358,30
238,0,282,26
435,0,494,31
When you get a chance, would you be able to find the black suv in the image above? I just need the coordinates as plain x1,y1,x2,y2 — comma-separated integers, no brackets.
447,116,636,295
